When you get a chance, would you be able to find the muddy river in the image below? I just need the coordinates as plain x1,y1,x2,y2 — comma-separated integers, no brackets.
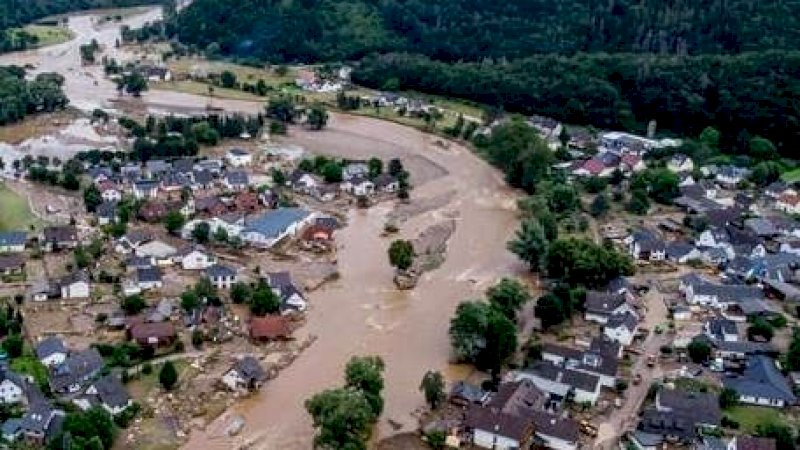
0,8,526,449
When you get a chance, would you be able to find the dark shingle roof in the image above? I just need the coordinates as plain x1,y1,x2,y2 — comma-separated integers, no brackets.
606,312,638,331
530,410,579,443
48,349,104,392
526,361,600,392
91,374,130,409
657,388,721,426
206,264,236,278
464,405,532,442
232,356,267,383
585,291,626,315
35,336,66,360
0,231,26,247
723,356,796,403
137,266,162,283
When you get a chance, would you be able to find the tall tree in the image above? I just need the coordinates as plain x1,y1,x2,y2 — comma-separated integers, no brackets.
508,218,549,272
419,370,446,410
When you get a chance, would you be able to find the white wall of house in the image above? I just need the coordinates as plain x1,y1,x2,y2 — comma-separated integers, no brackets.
0,380,23,404
40,352,66,367
535,432,578,450
584,312,610,325
738,394,785,408
180,252,215,270
221,370,245,391
138,280,163,290
514,372,600,405
61,281,90,299
101,190,121,202
604,325,636,346
210,275,235,289
0,243,25,253
472,429,521,450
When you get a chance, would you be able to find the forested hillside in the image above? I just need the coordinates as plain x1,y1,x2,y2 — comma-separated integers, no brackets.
168,0,800,155
173,0,800,61
0,0,164,51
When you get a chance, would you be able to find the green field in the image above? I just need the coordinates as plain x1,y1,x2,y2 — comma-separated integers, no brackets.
724,405,792,434
781,168,800,183
11,356,48,388
0,184,38,231
23,25,74,47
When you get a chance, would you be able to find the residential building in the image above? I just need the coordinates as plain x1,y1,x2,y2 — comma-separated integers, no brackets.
342,162,369,181
43,226,78,251
340,175,375,196
465,406,533,450
249,315,292,341
128,321,177,347
77,374,132,415
136,266,163,290
95,201,117,225
223,171,250,191
226,148,253,167
627,229,666,260
206,264,237,289
723,356,796,408
19,403,64,444
373,173,400,193
584,291,636,325
132,179,159,200
0,231,26,253
604,312,639,346
59,271,90,299
242,208,313,248
288,170,320,194
0,255,24,276
716,165,751,187
514,361,602,405
49,348,104,394
667,154,694,173
0,368,25,404
177,245,216,270
530,411,580,450
35,336,67,367
541,341,618,388
135,240,177,266
221,356,268,391
705,318,739,342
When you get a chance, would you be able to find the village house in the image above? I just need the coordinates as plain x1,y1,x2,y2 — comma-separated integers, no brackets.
633,387,721,447
145,160,172,178
48,348,104,394
765,181,796,200
176,245,216,270
35,336,67,367
221,356,268,391
234,191,260,212
0,255,24,277
95,201,117,225
59,271,90,299
301,225,335,251
99,182,122,202
464,406,534,450
667,154,694,173
128,321,177,347
342,162,370,181
626,229,666,261
250,315,292,341
223,171,250,191
340,175,375,196
136,266,163,290
584,291,636,325
206,264,237,289
0,368,26,404
0,231,26,253
114,230,152,255
541,339,619,388
17,403,64,444
514,361,602,405
43,226,78,251
705,318,739,342
715,165,751,187
182,217,244,240
226,148,253,167
723,355,796,408
373,173,400,193
241,208,313,248
132,179,159,200
135,240,177,267
195,196,228,216
288,170,321,194
76,374,132,415
603,312,639,346
138,202,169,223
776,193,800,215
194,158,224,175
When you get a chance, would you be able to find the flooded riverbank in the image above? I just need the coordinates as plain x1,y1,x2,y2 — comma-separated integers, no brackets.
0,7,527,448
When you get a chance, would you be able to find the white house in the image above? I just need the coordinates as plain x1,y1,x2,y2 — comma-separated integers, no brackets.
705,318,739,342
136,267,163,290
241,208,313,248
288,170,320,194
221,356,268,391
100,186,122,202
182,218,244,241
603,312,639,346
341,176,375,196
132,180,159,200
667,154,694,173
626,230,666,261
374,174,400,193
82,375,132,415
226,148,253,167
135,240,177,267
206,264,237,289
467,409,532,450
342,162,369,181
177,246,216,270
0,372,24,404
60,271,90,299
514,363,601,405
35,336,67,367
715,166,750,187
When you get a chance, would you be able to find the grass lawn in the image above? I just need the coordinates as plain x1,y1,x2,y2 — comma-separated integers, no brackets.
153,80,267,102
781,168,800,183
20,25,74,48
167,59,296,85
11,356,48,388
0,184,38,232
724,405,789,434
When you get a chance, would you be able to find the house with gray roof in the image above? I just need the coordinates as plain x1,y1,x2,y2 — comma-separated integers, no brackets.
0,231,26,253
206,264,237,289
48,348,104,394
95,201,118,225
77,374,132,415
223,170,250,191
36,336,67,367
136,266,163,290
724,356,796,408
604,312,639,346
705,318,739,342
222,356,268,391
242,208,313,248
19,402,64,444
514,361,602,405
584,291,636,324
627,229,666,261
0,367,26,404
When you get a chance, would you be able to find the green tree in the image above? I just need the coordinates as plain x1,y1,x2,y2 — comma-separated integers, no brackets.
388,240,414,271
749,136,778,160
159,361,178,390
448,301,517,372
368,157,383,179
321,161,343,183
750,161,782,187
59,407,116,450
747,318,774,342
230,282,252,304
191,222,211,243
486,278,530,320
83,184,102,212
590,193,609,217
477,118,553,193
220,70,237,88
266,95,296,123
180,290,200,312
719,387,739,409
419,370,446,410
307,104,329,130
756,423,796,450
250,286,281,316
687,339,712,363
164,211,185,235
535,293,566,330
122,72,148,97
214,226,229,243
547,185,580,214
74,246,91,269
2,334,23,358
699,126,720,151
545,238,634,288
121,295,147,315
508,218,549,272
345,356,385,417
305,388,375,450
626,189,650,215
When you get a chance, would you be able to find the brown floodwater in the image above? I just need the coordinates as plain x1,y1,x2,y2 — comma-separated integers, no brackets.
0,8,527,448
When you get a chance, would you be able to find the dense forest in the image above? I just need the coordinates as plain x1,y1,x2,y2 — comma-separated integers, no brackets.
0,0,165,51
169,0,800,155
0,66,68,124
